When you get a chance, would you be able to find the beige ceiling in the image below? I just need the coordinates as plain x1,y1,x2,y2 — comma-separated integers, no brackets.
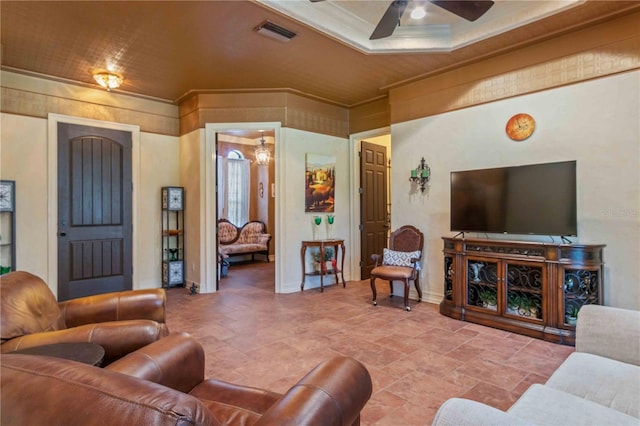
1,1,639,107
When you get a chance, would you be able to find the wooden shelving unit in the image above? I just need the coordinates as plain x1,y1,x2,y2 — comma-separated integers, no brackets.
161,187,185,288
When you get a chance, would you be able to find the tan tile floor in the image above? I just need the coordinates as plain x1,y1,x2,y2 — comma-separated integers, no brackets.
166,261,574,425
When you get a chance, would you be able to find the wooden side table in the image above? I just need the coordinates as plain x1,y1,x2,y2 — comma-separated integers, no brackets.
300,239,346,292
10,342,105,366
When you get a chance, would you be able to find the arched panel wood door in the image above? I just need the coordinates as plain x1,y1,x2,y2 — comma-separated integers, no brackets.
57,123,132,301
360,140,389,279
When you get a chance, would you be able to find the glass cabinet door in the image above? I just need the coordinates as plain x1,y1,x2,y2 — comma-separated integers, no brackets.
505,263,543,321
466,259,499,312
444,255,454,301
563,268,600,326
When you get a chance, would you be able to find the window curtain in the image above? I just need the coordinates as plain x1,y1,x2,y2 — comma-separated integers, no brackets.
227,158,250,226
217,156,228,219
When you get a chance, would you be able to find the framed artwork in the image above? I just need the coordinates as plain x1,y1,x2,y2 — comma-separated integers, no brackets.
305,153,335,212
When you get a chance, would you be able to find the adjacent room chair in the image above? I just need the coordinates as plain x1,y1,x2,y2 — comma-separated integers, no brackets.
370,225,424,311
0,271,169,364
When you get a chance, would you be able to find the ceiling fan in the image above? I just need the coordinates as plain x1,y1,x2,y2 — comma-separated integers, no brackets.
310,0,495,40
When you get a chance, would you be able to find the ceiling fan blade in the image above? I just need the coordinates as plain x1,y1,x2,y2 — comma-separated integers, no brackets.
370,0,408,40
430,1,494,22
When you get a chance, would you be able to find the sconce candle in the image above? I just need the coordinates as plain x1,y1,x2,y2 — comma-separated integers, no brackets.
409,157,431,193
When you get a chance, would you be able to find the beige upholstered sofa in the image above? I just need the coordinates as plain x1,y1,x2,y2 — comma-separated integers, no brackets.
433,304,640,425
218,219,271,262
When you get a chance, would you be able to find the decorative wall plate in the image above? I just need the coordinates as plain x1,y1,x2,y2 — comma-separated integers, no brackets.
506,113,536,141
162,187,184,210
0,180,15,211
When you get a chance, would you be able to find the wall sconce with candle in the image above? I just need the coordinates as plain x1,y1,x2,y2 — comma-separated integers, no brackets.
409,157,431,192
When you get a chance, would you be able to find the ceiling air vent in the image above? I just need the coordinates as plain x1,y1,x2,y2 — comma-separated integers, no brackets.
254,20,297,42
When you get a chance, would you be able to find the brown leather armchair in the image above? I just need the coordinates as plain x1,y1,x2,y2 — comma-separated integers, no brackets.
1,333,373,426
0,271,169,364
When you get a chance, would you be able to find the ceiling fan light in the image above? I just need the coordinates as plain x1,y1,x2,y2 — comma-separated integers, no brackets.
93,72,122,91
410,7,426,20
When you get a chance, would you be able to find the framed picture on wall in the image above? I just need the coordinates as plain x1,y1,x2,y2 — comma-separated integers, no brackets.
305,153,335,212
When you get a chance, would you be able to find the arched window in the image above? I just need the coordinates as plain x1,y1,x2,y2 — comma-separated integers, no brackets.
218,150,250,226
228,150,244,160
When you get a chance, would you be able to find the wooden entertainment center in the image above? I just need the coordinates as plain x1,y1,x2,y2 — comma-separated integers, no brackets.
440,237,605,345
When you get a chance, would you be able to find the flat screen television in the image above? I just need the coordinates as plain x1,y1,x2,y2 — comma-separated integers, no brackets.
450,160,577,236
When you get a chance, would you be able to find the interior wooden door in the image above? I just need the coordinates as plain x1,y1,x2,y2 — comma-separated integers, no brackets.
57,123,133,301
360,140,388,279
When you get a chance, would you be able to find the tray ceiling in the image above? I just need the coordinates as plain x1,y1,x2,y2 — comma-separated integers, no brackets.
1,1,639,106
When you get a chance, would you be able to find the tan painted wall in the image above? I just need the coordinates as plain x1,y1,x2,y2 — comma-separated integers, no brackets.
391,70,640,310
179,129,203,290
138,132,181,288
0,114,49,279
0,111,180,293
0,72,181,294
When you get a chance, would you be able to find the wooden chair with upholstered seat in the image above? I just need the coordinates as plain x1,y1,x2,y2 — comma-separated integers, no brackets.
370,225,424,311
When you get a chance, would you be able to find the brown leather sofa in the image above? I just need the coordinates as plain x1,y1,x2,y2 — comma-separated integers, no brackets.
1,332,373,425
0,271,168,364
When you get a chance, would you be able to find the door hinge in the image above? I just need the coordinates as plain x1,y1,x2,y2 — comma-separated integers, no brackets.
359,260,364,267
359,224,364,231
358,187,363,194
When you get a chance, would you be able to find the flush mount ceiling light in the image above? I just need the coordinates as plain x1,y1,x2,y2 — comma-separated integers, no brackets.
93,72,122,91
255,132,270,165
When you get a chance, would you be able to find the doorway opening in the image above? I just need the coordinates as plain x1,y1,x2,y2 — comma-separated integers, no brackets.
206,123,281,293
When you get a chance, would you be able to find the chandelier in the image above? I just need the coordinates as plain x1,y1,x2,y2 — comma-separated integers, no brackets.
255,132,270,165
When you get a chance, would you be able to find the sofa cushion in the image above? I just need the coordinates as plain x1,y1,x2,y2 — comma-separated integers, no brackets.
218,221,238,244
433,398,535,425
370,265,415,279
576,305,640,366
237,222,266,244
224,243,268,255
545,352,640,418
508,384,639,425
